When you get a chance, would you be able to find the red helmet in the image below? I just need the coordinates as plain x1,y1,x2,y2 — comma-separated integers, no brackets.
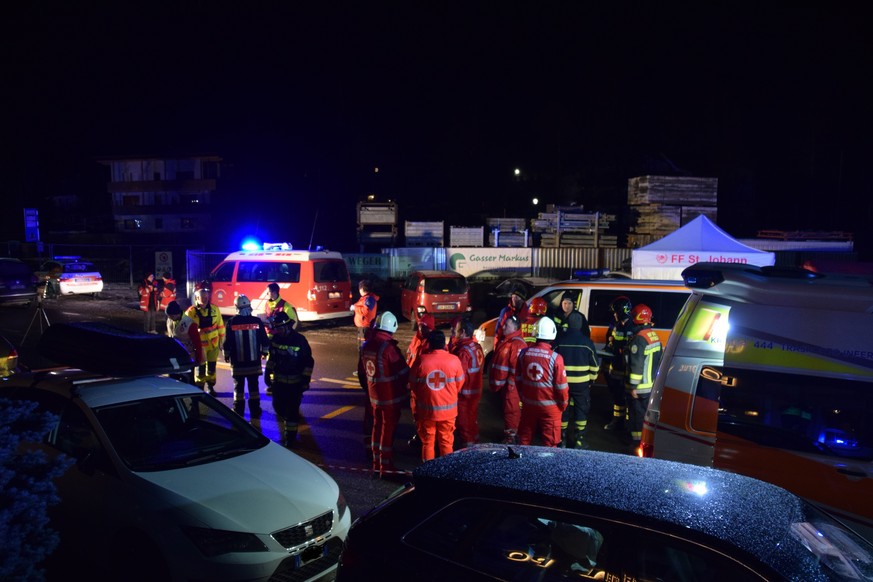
631,304,653,325
529,297,548,316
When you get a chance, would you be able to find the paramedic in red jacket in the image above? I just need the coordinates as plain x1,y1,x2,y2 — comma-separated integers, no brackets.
449,318,485,448
488,315,527,444
357,311,409,478
515,317,569,447
408,330,464,462
494,284,530,345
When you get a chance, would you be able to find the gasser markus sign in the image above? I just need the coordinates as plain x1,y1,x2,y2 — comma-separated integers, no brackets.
448,248,533,278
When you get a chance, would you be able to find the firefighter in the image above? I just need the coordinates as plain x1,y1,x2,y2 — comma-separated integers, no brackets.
554,311,600,448
185,281,226,395
224,294,269,416
449,318,485,448
625,304,662,445
408,330,464,462
603,296,633,432
357,311,410,479
165,300,203,386
265,312,313,447
552,291,577,342
521,297,548,344
489,315,527,444
515,317,569,447
264,282,299,337
495,284,530,345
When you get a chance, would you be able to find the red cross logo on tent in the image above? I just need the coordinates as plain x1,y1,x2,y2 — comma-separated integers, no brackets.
426,369,447,391
526,362,544,382
365,360,376,379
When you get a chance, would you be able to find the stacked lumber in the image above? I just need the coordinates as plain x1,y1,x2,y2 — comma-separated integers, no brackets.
530,205,616,247
628,176,718,239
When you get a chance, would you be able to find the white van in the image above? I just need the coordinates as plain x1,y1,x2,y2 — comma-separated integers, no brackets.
208,244,353,321
642,262,873,540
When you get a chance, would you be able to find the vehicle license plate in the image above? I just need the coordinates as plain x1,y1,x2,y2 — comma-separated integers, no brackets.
328,292,341,299
296,544,325,567
436,304,455,310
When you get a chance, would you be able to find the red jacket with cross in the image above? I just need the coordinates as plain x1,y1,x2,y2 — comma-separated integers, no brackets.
408,348,464,421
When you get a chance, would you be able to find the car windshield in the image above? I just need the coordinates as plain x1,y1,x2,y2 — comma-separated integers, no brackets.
94,393,270,471
424,277,466,294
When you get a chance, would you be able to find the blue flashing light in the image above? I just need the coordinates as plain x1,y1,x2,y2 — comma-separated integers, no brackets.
573,268,610,280
240,238,261,251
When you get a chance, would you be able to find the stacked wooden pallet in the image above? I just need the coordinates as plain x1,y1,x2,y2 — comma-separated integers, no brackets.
530,206,616,247
486,217,529,247
628,175,718,239
540,233,619,247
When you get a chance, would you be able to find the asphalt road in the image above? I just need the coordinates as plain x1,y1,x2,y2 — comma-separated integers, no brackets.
2,285,636,520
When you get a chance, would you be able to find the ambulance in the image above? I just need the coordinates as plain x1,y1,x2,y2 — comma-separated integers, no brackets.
474,277,690,365
641,262,873,541
207,243,353,321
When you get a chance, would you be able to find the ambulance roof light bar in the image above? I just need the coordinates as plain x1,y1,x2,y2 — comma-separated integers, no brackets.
262,242,293,251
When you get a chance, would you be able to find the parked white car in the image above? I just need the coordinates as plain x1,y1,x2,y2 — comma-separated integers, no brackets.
6,323,351,582
38,256,104,297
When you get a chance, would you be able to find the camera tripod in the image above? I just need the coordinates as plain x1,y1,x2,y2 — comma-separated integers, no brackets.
23,291,51,343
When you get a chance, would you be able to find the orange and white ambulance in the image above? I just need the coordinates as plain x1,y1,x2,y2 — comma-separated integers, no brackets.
642,262,873,541
474,277,690,364
207,244,353,322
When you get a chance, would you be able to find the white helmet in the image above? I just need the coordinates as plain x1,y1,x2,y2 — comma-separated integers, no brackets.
536,317,558,340
375,311,398,333
234,294,252,312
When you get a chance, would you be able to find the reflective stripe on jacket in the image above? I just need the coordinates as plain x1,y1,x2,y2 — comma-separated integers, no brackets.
554,330,600,386
185,303,226,350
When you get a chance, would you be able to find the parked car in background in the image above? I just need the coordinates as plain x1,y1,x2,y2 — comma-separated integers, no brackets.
400,270,471,328
38,256,104,298
338,444,873,581
0,257,38,306
6,322,351,582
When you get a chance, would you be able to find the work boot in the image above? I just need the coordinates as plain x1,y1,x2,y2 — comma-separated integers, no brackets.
249,399,262,417
206,384,217,397
407,434,421,449
283,430,298,448
603,418,625,431
232,400,245,415
558,430,567,448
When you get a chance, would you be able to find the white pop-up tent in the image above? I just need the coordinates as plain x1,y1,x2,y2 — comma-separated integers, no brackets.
631,215,776,280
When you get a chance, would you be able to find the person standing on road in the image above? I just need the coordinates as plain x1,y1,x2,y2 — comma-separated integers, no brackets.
224,294,269,416
185,281,226,396
265,312,313,447
449,318,485,448
603,296,634,433
358,311,409,479
406,311,435,368
138,272,160,334
265,283,299,337
495,285,530,345
554,311,600,449
409,330,464,462
625,304,662,446
489,315,527,444
353,279,379,351
158,271,177,311
165,300,203,386
515,318,569,447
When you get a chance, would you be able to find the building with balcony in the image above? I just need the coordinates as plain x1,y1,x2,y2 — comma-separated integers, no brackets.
98,155,222,235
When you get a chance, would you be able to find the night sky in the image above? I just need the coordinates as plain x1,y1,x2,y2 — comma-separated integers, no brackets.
5,3,873,255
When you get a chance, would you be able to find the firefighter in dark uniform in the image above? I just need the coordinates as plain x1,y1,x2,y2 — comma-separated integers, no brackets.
625,304,662,445
603,296,633,432
265,311,313,447
554,311,600,449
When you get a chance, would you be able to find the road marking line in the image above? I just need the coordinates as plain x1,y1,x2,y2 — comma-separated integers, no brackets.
319,377,361,388
321,405,356,420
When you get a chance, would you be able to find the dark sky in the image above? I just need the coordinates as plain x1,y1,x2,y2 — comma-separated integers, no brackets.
5,3,873,255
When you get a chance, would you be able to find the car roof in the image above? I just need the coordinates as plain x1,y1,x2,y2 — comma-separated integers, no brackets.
412,444,819,572
412,270,465,278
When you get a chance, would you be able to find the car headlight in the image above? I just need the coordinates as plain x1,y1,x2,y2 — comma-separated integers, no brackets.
337,490,348,521
473,329,486,342
181,526,269,557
